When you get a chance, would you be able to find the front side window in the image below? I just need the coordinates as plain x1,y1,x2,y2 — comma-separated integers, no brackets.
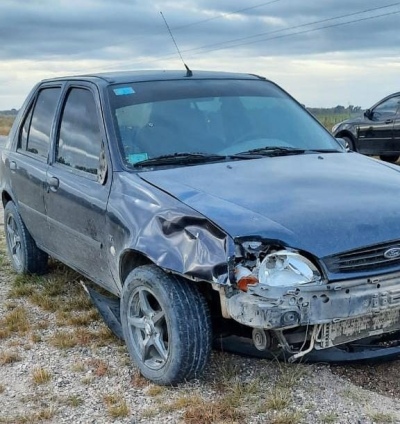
56,88,102,175
373,96,400,119
108,79,340,168
25,87,61,159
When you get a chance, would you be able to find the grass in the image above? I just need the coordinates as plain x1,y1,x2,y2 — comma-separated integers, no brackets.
146,385,165,397
264,387,291,411
269,411,304,424
103,393,130,418
71,361,85,373
88,358,109,376
0,350,21,365
320,412,339,423
32,367,52,385
368,411,396,423
0,115,14,136
65,395,84,407
8,265,93,313
313,113,351,131
182,397,245,423
81,376,94,385
131,369,150,388
144,361,302,424
0,408,55,424
0,306,30,338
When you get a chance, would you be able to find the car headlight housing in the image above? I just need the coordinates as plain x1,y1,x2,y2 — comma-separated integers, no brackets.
258,250,321,287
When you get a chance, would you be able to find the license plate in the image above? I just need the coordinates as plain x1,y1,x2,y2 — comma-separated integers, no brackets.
318,309,400,349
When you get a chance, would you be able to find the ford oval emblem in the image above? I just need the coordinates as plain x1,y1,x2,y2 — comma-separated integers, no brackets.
383,247,400,259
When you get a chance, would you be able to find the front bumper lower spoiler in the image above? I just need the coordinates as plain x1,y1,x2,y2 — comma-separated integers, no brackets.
85,284,400,364
215,335,400,364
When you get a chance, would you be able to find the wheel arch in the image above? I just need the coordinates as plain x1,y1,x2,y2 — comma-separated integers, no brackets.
1,190,13,208
335,130,355,143
119,249,152,285
118,248,220,309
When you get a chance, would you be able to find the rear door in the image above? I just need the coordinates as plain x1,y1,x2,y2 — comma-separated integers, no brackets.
7,85,61,247
44,82,114,289
356,96,398,155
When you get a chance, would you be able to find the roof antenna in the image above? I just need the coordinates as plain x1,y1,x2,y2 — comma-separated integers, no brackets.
160,11,193,77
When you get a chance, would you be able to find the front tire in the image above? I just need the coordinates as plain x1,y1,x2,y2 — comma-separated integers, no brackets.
121,265,212,385
342,136,354,151
4,201,48,274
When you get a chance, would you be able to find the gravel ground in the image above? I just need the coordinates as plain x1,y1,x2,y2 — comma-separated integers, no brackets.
2,202,400,423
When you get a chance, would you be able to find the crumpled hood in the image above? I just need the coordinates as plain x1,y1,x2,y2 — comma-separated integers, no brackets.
139,153,400,258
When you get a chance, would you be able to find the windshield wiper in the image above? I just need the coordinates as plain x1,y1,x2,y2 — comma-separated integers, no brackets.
133,152,227,167
236,146,306,156
235,146,341,157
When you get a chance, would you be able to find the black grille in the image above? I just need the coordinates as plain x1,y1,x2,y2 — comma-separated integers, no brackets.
323,241,400,273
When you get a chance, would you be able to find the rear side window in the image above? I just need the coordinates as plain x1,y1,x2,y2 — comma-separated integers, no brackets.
56,88,102,175
24,87,61,159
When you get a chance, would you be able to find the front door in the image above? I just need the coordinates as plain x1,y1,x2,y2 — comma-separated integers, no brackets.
356,96,399,155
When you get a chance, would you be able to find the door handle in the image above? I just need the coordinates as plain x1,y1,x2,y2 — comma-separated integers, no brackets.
10,161,16,171
47,176,59,192
385,119,393,124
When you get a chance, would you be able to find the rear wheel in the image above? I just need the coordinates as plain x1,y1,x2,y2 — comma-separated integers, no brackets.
121,265,212,385
4,201,48,274
380,154,399,163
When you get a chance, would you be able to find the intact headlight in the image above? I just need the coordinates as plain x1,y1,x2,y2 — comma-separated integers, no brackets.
258,250,321,287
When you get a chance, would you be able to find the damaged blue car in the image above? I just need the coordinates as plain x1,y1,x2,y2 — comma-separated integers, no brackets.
2,70,400,385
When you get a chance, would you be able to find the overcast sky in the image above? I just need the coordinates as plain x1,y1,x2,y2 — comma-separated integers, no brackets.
1,0,400,110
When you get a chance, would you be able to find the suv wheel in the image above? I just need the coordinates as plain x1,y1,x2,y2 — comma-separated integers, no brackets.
121,265,212,385
4,201,48,274
342,136,354,151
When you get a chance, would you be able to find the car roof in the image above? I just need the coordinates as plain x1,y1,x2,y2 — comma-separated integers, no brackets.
41,70,265,85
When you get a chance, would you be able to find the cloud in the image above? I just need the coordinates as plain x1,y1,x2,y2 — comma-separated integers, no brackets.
0,0,399,108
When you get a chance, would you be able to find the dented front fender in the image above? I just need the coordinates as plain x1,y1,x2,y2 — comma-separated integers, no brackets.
106,172,234,290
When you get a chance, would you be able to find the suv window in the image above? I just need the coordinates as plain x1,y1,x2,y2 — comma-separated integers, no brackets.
56,88,102,175
373,96,400,119
23,87,61,158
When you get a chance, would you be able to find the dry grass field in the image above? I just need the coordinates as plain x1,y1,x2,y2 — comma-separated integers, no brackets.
0,116,14,136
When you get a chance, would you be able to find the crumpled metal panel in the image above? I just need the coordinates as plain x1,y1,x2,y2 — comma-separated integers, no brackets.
106,172,233,290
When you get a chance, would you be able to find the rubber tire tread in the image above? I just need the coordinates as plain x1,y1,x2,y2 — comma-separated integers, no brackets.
4,201,48,274
121,264,212,385
342,136,355,152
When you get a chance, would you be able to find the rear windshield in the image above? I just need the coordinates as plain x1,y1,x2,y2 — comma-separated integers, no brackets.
107,79,339,167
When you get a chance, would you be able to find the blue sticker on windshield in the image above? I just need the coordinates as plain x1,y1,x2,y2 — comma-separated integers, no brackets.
113,87,135,95
127,153,148,164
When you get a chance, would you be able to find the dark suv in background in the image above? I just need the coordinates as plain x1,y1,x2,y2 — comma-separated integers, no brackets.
332,92,400,163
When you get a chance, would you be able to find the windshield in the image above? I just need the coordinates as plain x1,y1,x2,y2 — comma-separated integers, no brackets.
107,79,340,167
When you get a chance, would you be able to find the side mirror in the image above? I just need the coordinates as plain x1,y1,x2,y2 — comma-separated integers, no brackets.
364,109,372,119
336,137,349,151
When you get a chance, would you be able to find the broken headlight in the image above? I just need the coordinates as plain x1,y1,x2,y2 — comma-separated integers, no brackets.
258,250,321,287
